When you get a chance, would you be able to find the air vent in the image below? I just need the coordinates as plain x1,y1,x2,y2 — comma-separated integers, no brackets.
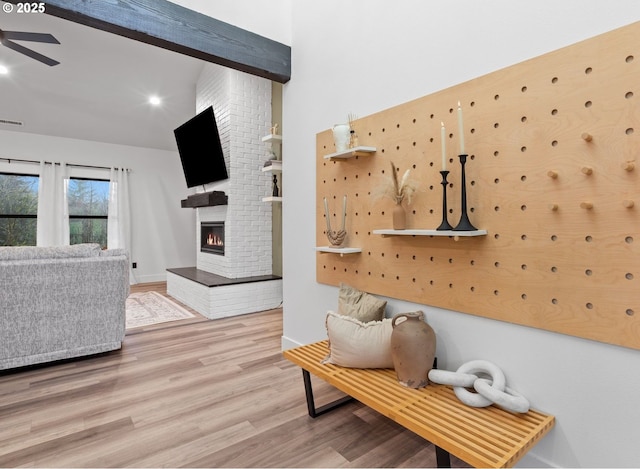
0,118,24,127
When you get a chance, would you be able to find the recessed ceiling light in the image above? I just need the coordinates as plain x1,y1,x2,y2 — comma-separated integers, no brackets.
0,65,9,75
148,95,161,106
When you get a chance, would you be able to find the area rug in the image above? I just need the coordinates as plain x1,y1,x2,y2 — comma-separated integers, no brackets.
126,291,195,329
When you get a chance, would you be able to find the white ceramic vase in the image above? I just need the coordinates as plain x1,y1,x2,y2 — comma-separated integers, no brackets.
332,124,351,152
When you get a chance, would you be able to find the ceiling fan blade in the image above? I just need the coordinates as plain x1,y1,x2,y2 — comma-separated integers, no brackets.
2,30,60,44
2,39,59,66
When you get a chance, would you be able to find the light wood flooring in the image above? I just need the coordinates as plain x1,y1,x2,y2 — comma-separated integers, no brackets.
0,282,468,468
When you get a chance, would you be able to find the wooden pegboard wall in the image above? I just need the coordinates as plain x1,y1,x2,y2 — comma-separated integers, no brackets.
316,21,640,350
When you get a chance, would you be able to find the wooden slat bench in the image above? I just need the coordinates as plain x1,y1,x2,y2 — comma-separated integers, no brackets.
283,340,555,468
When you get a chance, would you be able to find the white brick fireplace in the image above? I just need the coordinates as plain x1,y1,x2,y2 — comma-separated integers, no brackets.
167,63,282,319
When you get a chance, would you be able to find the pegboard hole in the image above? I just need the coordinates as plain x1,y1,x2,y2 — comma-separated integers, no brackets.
521,116,527,123
585,269,593,276
470,128,476,134
521,205,527,211
412,278,416,283
521,146,527,152
494,178,500,184
493,290,499,296
626,55,634,63
521,175,527,182
494,151,499,157
494,233,500,239
551,266,558,273
626,91,634,99
625,236,634,244
552,298,558,305
626,128,634,135
521,86,528,92
470,101,475,107
626,273,634,280
521,234,527,240
626,309,635,316
585,67,593,74
449,283,454,288
521,293,527,300
585,100,592,108
551,77,558,84
551,140,558,147
551,235,558,241
551,109,558,116
586,302,594,310
470,286,475,292
494,261,500,268
494,94,500,100
494,122,500,128
521,264,527,270
585,235,593,242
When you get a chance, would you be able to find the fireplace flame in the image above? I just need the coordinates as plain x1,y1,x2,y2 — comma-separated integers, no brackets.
206,233,224,246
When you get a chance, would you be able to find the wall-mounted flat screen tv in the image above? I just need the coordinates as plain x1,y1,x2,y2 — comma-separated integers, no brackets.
174,106,228,188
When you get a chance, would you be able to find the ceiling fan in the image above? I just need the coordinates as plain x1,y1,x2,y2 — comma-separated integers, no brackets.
0,29,60,66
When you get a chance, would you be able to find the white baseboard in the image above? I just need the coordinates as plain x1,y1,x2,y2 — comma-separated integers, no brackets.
281,335,303,351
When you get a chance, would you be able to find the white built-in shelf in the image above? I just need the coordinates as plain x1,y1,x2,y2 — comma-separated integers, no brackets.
373,229,487,239
262,196,283,202
261,160,283,172
262,134,282,144
324,146,377,160
315,246,362,256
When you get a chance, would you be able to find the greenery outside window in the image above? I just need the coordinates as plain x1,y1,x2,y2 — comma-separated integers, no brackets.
0,173,39,246
68,178,110,248
0,173,110,247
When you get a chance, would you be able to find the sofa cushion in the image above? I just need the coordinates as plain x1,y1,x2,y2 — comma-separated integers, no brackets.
0,243,101,261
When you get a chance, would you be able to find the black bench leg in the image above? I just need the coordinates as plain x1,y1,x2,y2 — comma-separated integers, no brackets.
435,445,451,468
302,369,354,418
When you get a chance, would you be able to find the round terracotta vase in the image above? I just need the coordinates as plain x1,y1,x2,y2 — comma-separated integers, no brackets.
390,311,436,388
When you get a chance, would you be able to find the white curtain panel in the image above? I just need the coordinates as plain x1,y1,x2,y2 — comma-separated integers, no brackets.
108,167,136,284
36,161,69,246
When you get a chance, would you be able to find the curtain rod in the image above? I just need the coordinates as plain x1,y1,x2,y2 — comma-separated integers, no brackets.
0,157,130,172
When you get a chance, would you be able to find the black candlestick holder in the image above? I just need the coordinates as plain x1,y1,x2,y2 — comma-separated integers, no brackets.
436,170,453,230
453,154,478,231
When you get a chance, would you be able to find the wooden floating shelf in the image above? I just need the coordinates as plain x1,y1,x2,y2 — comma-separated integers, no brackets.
315,246,362,255
372,229,487,239
261,134,282,143
323,146,376,160
262,196,283,202
261,160,282,172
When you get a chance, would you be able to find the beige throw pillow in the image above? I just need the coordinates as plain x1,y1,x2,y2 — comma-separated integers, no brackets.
323,311,394,369
337,283,386,323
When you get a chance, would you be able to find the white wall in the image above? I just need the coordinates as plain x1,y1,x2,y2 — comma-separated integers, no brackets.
0,129,195,282
282,1,640,467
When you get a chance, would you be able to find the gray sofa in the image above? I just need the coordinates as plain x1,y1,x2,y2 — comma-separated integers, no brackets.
0,243,129,370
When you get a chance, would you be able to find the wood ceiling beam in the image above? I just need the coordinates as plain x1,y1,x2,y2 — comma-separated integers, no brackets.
33,0,291,83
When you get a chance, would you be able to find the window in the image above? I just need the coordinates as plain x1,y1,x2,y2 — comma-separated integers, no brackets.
0,173,39,246
68,178,109,248
0,173,110,247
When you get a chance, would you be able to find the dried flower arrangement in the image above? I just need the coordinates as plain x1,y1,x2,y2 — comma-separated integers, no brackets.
379,160,417,206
